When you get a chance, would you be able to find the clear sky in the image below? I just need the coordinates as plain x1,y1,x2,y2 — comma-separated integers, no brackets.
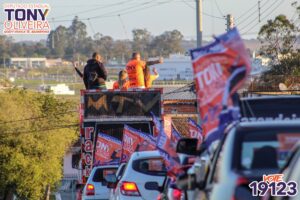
0,0,297,42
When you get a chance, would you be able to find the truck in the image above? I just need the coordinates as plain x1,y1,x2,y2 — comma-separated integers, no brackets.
78,88,163,183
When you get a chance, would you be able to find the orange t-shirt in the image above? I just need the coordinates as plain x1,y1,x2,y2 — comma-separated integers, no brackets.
145,74,159,88
126,60,146,87
113,81,129,89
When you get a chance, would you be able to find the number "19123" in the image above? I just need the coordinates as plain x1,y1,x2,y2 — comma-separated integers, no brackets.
249,181,298,197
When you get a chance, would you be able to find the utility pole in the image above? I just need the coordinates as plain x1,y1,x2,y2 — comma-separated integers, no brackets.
226,14,234,31
196,0,202,47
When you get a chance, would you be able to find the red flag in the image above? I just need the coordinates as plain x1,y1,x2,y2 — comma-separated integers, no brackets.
188,118,203,144
94,133,122,166
121,125,156,162
190,28,251,139
163,116,172,139
152,113,183,176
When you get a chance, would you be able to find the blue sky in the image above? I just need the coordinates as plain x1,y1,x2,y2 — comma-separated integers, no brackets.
0,0,297,41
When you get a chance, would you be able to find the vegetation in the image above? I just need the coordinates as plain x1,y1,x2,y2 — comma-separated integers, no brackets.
258,2,300,77
0,89,78,199
0,16,185,66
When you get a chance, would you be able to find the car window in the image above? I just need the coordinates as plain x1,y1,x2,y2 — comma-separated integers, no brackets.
92,168,117,182
238,130,300,170
132,157,167,176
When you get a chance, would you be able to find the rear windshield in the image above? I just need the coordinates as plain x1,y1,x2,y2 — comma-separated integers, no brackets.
132,157,167,176
236,129,300,170
92,168,117,182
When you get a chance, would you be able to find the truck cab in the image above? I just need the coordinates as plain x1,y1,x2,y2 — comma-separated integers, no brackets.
79,89,163,183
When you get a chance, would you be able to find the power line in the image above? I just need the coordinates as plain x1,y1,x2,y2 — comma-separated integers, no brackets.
235,0,263,23
54,0,134,19
214,0,225,18
118,15,129,40
87,18,96,36
241,0,285,35
181,0,225,20
50,0,160,23
236,0,271,27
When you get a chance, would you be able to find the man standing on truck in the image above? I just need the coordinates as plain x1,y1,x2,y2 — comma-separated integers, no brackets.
83,52,108,89
126,52,163,88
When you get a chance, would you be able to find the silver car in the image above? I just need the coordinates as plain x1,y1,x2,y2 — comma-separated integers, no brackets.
209,121,300,200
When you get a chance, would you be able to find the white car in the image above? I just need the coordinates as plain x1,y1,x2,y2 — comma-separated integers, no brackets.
109,151,167,200
82,165,118,200
109,163,127,200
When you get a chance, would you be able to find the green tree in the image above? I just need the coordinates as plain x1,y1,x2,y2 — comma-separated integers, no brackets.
67,16,88,58
132,29,152,58
150,30,184,57
47,25,68,58
112,40,132,64
258,15,297,61
258,4,300,76
0,89,78,199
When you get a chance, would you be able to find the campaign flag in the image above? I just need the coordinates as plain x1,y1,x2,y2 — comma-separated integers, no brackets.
188,118,203,144
190,28,251,148
171,126,182,144
121,125,156,162
164,116,172,138
152,113,183,176
152,111,162,137
94,133,122,166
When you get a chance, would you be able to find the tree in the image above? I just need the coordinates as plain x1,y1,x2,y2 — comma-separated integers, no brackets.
258,15,297,62
47,25,68,58
112,40,132,64
67,16,88,58
132,29,152,58
0,89,78,199
150,30,184,57
256,3,300,90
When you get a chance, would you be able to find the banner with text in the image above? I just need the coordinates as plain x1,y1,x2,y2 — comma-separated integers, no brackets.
94,133,122,166
190,28,251,144
121,125,156,162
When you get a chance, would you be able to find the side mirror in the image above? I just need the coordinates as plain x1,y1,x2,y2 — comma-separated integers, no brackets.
104,174,117,189
176,138,198,155
144,182,162,192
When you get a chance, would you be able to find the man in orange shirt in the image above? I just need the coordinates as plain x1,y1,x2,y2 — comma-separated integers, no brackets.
126,52,163,88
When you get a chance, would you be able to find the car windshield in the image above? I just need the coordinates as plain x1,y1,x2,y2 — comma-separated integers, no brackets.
132,157,167,176
92,168,117,182
237,128,300,171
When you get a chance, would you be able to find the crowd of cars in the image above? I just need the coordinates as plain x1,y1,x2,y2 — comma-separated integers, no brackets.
79,96,300,200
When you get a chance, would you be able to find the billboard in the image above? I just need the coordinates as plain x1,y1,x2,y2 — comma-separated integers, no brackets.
82,90,162,120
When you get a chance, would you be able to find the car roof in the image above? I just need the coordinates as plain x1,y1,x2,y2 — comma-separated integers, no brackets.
129,150,161,160
241,95,300,101
92,165,119,170
237,120,300,129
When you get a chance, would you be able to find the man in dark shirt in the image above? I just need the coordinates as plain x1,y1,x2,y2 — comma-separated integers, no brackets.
83,52,108,89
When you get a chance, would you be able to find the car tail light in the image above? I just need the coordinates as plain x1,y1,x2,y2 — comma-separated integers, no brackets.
120,181,141,196
173,189,182,200
86,184,95,196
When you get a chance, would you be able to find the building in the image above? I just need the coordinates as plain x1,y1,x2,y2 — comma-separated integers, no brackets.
154,54,193,81
46,58,63,67
160,85,198,136
10,57,47,68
